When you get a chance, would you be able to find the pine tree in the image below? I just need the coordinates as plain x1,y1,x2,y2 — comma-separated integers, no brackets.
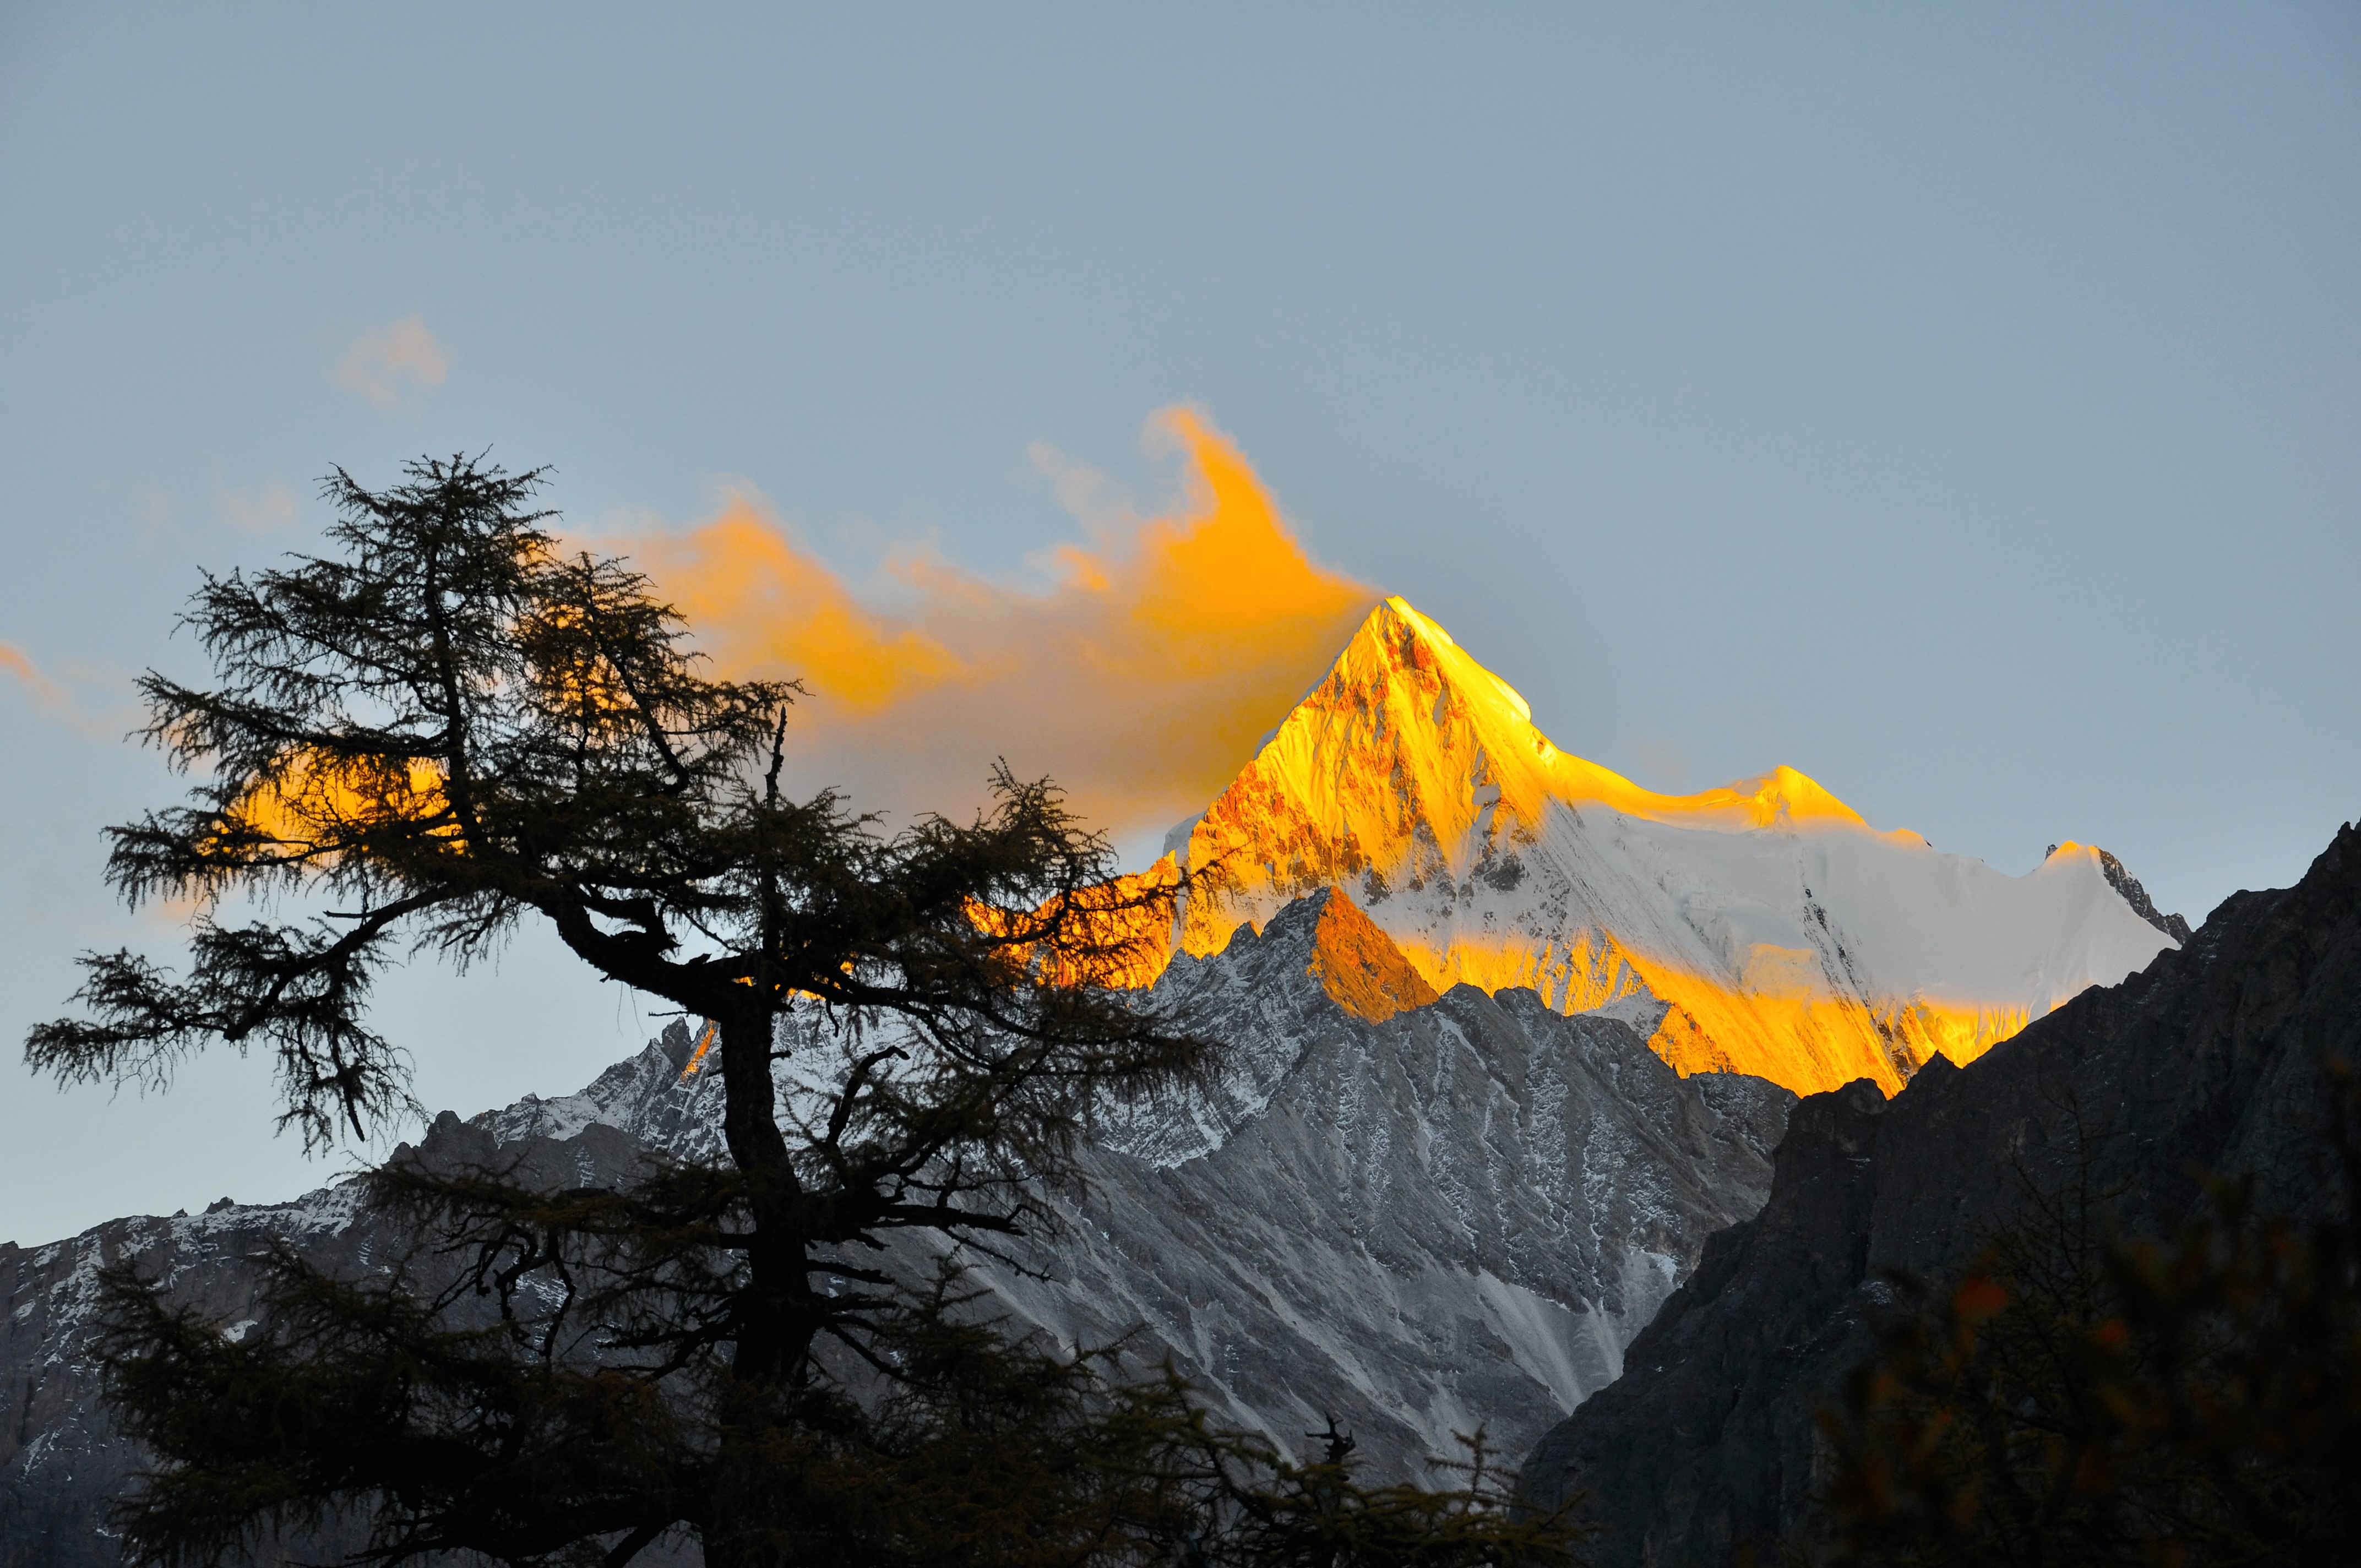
35,455,1592,1568
28,455,1216,1567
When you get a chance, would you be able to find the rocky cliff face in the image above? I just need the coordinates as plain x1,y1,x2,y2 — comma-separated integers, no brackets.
0,890,1792,1557
1519,820,2361,1566
972,892,1795,1473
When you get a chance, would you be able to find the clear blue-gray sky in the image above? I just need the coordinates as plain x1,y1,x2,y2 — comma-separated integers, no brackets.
2,5,2355,1245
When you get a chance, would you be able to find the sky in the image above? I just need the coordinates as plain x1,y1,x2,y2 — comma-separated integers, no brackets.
1,4,2355,1245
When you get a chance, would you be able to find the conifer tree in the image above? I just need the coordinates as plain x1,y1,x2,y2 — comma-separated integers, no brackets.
31,455,1588,1568
28,455,1208,1566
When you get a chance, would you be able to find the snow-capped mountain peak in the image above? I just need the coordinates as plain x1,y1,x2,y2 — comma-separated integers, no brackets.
1161,596,2180,1096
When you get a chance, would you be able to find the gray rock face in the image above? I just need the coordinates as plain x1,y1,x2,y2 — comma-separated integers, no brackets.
477,890,1798,1476
1521,821,2361,1566
0,890,1792,1557
0,888,1775,1549
1,1185,371,1567
974,895,1794,1475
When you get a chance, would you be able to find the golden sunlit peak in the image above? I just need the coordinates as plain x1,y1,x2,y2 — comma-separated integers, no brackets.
1299,596,1870,839
1712,765,1869,831
1152,580,2181,1106
1379,595,1457,651
1361,596,1537,726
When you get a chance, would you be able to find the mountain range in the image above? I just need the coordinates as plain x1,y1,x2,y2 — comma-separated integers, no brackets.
1,598,2217,1562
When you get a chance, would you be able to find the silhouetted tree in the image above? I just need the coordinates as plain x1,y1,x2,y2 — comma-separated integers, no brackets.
28,455,1210,1566
30,455,1585,1568
1195,1418,1579,1568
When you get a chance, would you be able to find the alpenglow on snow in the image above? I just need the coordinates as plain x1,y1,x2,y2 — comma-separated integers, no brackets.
1128,597,2182,1097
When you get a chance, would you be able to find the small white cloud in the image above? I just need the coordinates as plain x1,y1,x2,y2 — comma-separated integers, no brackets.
334,315,450,410
215,476,299,535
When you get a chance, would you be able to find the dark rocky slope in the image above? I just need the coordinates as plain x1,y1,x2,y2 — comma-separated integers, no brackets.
1520,820,2361,1566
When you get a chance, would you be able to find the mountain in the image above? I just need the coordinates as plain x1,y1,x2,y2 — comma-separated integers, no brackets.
0,596,2201,1559
0,889,1791,1555
450,889,1796,1474
0,1117,666,1567
1149,597,2183,1096
1517,820,2361,1564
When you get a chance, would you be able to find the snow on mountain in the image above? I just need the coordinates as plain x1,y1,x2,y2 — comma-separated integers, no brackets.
1153,597,2180,1096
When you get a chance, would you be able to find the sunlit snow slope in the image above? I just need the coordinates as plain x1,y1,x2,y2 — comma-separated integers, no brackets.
1150,598,2177,1096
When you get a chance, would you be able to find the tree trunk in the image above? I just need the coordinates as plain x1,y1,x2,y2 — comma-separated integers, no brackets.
705,1005,821,1568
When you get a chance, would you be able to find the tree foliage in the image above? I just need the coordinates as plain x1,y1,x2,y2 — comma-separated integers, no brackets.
93,1234,1582,1568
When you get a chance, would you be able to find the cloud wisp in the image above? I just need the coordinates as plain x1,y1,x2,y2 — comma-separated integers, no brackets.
214,475,300,535
599,406,1379,843
0,642,67,711
334,315,450,411
0,640,126,743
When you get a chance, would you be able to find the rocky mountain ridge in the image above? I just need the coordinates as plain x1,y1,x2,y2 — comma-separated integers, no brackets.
2050,839,2195,943
1,888,1792,1559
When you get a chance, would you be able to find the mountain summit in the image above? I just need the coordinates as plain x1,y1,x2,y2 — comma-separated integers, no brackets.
1161,597,2179,1095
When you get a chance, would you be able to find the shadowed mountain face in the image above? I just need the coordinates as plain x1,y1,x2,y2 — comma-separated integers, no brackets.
0,1121,662,1567
970,891,1794,1473
1519,821,2361,1566
498,889,1795,1475
0,890,1791,1558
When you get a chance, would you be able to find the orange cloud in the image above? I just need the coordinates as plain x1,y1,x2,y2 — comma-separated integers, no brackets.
630,496,969,713
0,640,119,742
0,642,64,710
603,407,1378,842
